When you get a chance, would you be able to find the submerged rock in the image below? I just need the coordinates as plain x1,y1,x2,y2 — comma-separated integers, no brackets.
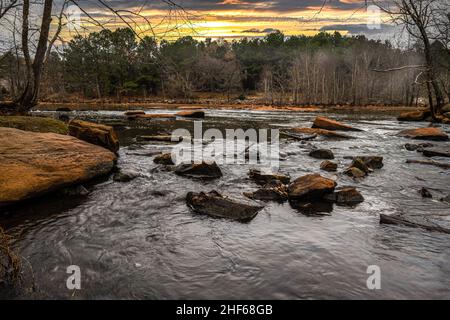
312,116,362,131
380,214,450,234
0,128,116,207
324,187,364,205
309,148,334,160
175,161,223,179
353,156,384,170
422,147,450,158
320,160,338,172
293,127,353,139
397,110,430,122
419,187,432,198
176,110,205,118
186,191,263,221
248,169,290,185
68,119,119,153
288,173,337,201
440,195,450,204
398,127,449,141
59,185,90,197
113,170,138,182
153,153,175,165
289,200,334,216
350,158,371,174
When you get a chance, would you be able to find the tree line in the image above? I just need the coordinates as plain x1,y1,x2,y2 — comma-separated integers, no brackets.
2,28,448,106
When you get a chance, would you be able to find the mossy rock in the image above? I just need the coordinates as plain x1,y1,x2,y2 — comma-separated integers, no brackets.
0,116,68,135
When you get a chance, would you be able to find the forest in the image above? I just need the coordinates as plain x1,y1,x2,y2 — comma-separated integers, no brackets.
1,29,448,106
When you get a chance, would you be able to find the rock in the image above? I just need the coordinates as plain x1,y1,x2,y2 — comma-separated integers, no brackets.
398,127,449,141
113,170,138,182
186,191,263,221
320,160,338,172
312,116,362,131
0,128,116,207
380,214,450,234
0,116,68,134
68,119,119,153
59,185,90,197
422,147,450,158
440,195,450,203
175,161,223,179
153,153,175,165
176,110,205,118
139,135,185,143
344,167,367,178
289,200,334,216
355,156,384,169
324,187,364,205
56,107,72,112
350,158,371,174
244,181,288,202
397,110,430,121
406,159,450,169
124,110,145,116
248,169,290,185
288,173,337,201
441,103,450,113
419,187,432,198
404,143,419,151
309,148,334,160
293,127,353,139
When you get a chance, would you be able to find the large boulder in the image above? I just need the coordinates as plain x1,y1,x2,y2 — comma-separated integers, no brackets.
397,110,430,122
68,120,119,153
186,191,263,221
312,116,362,131
0,128,117,207
398,127,449,141
0,116,68,134
288,173,337,201
293,127,353,139
175,161,223,179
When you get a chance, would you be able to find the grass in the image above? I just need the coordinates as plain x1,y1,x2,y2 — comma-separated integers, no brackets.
0,116,68,135
0,226,21,284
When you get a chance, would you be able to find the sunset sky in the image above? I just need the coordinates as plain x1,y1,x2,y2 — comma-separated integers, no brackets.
66,0,393,40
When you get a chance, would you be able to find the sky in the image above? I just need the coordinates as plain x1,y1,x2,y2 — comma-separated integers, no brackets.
62,0,395,40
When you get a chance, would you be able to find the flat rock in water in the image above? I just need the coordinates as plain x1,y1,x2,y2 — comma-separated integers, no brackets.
244,181,288,202
153,153,175,165
324,187,364,205
124,110,145,116
397,110,430,122
293,127,353,139
186,191,263,221
113,170,138,182
175,161,223,179
352,156,384,169
380,214,450,234
422,147,450,158
309,149,334,160
320,160,338,172
398,127,449,141
248,169,290,185
0,128,117,207
288,173,337,201
312,116,362,131
344,167,367,178
68,119,119,153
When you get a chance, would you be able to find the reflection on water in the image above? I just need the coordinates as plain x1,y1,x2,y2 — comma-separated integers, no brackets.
1,109,450,299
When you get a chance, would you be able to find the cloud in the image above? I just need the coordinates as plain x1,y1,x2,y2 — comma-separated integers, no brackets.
241,28,280,33
320,23,396,35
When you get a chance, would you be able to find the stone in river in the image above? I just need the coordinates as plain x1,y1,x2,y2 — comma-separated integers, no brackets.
68,119,119,153
176,110,205,118
153,153,175,165
288,173,337,201
312,116,362,131
419,187,432,198
248,169,290,185
186,190,263,221
380,214,450,234
398,127,449,141
422,147,450,158
324,187,364,205
243,180,288,202
309,148,334,160
175,161,223,179
397,110,430,122
320,160,338,172
344,167,367,178
0,127,116,207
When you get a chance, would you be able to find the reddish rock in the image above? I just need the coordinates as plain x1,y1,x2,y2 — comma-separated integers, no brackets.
312,116,362,131
398,127,449,141
288,173,337,200
68,119,119,153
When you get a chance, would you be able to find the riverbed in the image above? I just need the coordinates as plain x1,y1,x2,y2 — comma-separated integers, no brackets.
1,108,449,299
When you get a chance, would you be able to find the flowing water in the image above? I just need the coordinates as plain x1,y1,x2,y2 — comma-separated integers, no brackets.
1,108,450,299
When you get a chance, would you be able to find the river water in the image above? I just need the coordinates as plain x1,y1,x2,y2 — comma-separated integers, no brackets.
1,108,450,299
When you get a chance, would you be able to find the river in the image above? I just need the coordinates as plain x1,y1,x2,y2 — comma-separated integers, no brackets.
1,108,449,299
